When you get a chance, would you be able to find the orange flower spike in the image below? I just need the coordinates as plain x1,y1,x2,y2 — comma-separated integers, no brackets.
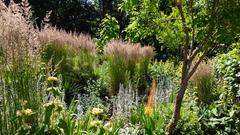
145,80,156,116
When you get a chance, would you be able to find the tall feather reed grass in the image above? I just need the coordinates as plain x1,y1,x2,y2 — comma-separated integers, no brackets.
190,61,216,105
39,26,98,104
0,0,45,134
104,40,154,95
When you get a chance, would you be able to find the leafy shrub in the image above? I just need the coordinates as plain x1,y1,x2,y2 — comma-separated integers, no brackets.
174,104,204,135
216,49,240,98
148,61,179,103
97,14,120,53
148,61,178,81
199,91,240,135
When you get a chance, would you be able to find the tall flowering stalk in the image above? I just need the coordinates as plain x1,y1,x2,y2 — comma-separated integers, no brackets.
145,80,156,116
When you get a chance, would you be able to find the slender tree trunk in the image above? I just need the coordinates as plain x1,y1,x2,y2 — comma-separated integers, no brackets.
166,77,189,133
165,0,218,134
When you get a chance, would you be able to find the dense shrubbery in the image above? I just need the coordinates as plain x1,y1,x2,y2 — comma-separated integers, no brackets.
216,49,240,98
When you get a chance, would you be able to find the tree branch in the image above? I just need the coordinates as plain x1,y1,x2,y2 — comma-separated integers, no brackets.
176,0,191,81
189,30,217,63
187,49,208,80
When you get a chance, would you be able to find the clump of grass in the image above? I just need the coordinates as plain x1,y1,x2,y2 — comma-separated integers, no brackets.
0,0,44,134
104,40,154,95
39,26,98,105
190,61,216,105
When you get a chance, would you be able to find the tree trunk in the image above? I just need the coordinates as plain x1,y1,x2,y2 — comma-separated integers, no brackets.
166,76,189,134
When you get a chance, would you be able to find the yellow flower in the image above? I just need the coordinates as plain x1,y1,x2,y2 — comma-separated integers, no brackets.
16,109,33,117
51,112,59,120
91,108,104,115
43,99,64,110
21,123,31,130
16,110,22,117
23,108,33,116
90,120,103,128
47,76,58,82
144,106,153,116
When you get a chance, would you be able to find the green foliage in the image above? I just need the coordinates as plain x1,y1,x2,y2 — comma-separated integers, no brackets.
103,56,128,95
199,91,240,135
77,107,122,135
78,79,107,112
0,59,46,135
175,104,204,135
216,49,240,97
130,103,173,134
120,0,183,51
2,0,240,134
130,103,203,135
193,76,216,105
97,15,120,53
148,61,178,80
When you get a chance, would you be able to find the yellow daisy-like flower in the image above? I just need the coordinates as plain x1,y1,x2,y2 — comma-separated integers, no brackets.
47,76,58,82
91,107,104,115
144,106,153,116
23,109,33,116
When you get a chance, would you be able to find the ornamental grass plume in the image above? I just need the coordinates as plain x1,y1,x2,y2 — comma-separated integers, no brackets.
104,40,154,63
190,61,215,105
104,40,154,94
145,80,156,116
0,0,40,63
39,27,96,52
